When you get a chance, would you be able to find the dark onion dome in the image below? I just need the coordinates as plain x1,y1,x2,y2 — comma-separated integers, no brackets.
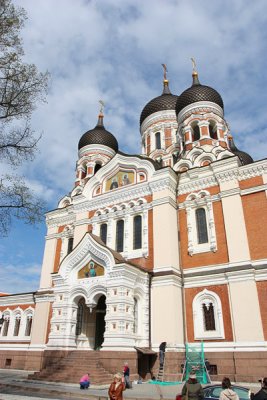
78,113,118,152
228,134,253,165
140,80,178,126
176,70,224,116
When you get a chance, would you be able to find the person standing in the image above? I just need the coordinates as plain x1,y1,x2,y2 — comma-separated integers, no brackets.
182,372,204,400
253,378,267,400
108,373,125,400
159,342,167,367
219,377,239,400
123,362,132,389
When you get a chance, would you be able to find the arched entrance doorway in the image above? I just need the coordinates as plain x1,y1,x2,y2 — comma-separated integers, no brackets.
94,295,106,350
75,295,106,349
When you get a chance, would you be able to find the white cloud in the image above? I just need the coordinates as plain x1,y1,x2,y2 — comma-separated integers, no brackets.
0,262,41,293
1,0,266,293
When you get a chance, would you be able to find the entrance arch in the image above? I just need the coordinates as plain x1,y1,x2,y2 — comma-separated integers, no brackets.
94,295,106,350
74,294,106,349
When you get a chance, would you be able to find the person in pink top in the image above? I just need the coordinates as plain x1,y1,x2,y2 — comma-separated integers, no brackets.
80,372,90,389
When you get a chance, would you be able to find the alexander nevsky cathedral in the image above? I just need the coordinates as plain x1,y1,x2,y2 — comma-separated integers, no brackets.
0,63,266,383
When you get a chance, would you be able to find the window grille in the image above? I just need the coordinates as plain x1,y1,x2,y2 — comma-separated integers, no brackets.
133,298,138,333
76,300,84,336
155,132,161,149
116,220,124,252
67,237,74,255
196,208,208,244
133,215,142,249
100,223,107,245
202,302,216,331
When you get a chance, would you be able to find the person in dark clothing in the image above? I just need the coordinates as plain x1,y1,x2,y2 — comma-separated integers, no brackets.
253,378,267,400
123,362,132,389
182,373,204,400
205,358,211,372
159,342,167,366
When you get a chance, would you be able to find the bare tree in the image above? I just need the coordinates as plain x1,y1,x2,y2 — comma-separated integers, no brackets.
0,0,49,236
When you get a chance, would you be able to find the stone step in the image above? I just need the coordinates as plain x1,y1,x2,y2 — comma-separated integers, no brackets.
29,350,114,385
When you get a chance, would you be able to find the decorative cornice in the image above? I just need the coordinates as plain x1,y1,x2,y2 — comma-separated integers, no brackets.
141,109,177,135
178,101,223,123
0,293,35,306
178,159,267,195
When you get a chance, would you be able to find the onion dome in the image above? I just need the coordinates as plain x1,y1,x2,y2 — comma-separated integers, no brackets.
140,66,178,126
176,66,224,116
78,113,118,152
228,134,253,165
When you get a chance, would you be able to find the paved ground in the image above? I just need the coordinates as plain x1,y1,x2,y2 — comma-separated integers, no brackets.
0,369,261,400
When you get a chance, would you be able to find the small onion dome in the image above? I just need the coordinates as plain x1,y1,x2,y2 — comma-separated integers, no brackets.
176,70,224,116
140,79,178,126
78,113,118,152
228,134,253,165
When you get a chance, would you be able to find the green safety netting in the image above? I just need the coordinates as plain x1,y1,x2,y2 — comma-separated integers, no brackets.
182,342,210,384
149,380,182,385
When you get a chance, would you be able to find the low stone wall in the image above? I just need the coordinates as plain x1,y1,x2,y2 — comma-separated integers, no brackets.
0,349,266,383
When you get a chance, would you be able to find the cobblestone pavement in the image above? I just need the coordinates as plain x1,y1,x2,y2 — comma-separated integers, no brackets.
0,369,261,400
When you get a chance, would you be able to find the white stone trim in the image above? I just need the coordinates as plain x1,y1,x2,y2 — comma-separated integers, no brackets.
185,190,217,255
178,101,224,123
192,289,225,340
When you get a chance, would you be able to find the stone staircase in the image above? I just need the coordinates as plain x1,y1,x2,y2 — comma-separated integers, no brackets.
28,350,113,385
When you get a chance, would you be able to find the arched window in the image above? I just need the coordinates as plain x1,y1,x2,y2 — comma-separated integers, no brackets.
94,163,102,174
209,121,217,139
76,299,84,336
192,289,224,339
100,223,107,245
13,315,21,336
81,164,87,179
133,298,138,334
25,315,33,336
2,317,9,337
67,237,74,255
116,220,124,252
133,215,142,250
155,132,161,149
196,208,208,244
202,303,216,331
192,124,200,141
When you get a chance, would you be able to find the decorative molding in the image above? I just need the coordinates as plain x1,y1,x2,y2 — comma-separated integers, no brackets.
178,101,224,123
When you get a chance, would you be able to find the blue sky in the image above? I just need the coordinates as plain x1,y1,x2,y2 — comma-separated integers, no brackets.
1,0,267,293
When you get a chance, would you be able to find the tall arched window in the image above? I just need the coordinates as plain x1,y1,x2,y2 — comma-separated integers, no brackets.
116,220,124,252
155,132,161,149
192,124,200,141
133,215,142,250
67,237,74,255
202,303,216,330
25,315,33,336
192,289,225,339
209,121,217,139
133,298,138,334
196,208,208,244
94,163,102,174
2,317,9,337
76,299,84,336
100,223,107,245
13,315,21,336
